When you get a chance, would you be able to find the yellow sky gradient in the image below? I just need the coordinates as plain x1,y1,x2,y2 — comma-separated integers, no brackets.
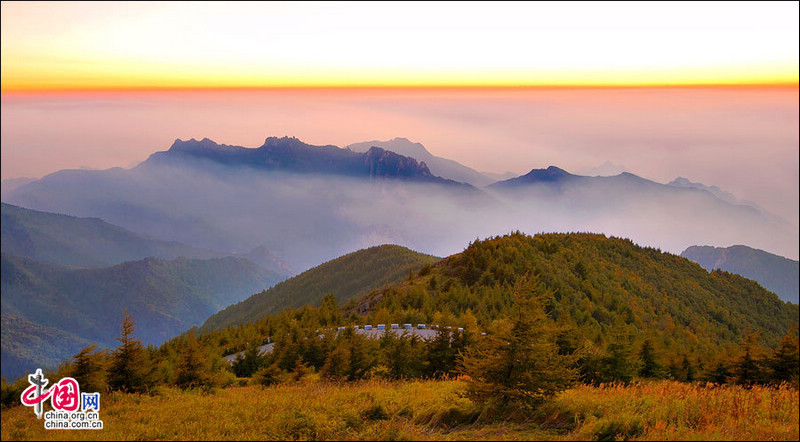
1,1,798,91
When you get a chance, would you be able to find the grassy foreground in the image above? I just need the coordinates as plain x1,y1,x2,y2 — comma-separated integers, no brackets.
1,379,797,441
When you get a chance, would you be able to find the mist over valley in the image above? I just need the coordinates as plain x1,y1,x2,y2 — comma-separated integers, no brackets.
4,135,796,273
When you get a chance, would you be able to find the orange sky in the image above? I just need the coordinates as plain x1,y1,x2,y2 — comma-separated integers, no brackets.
2,2,798,91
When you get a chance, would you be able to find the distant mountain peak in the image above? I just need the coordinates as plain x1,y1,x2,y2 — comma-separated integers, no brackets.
671,177,692,186
486,165,582,190
489,165,670,190
668,177,739,204
345,138,495,186
574,161,628,177
348,137,432,159
169,137,225,152
262,135,304,147
363,146,434,178
240,244,295,276
521,165,574,180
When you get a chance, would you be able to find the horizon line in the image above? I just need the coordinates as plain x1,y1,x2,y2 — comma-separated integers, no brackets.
3,82,798,95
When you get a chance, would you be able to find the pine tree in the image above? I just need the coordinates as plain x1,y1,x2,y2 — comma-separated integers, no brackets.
232,341,265,377
253,364,283,386
70,345,107,393
577,339,606,385
600,323,641,383
769,328,799,386
460,274,577,412
733,332,764,386
175,333,213,389
108,309,153,393
682,355,696,382
381,331,409,379
346,331,375,381
322,342,351,380
275,326,302,372
319,294,341,327
425,328,457,378
638,339,663,378
706,360,731,384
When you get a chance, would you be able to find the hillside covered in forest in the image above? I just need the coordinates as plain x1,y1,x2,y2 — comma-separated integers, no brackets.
1,253,282,378
353,233,796,357
204,245,439,330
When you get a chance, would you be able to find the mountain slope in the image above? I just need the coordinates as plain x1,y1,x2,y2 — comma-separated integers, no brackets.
1,253,283,377
667,177,788,223
681,245,799,304
203,245,439,330
1,178,37,198
668,177,738,204
1,202,222,267
1,314,96,379
347,137,493,186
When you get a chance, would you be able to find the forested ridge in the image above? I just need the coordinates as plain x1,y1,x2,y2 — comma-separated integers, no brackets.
357,232,796,356
204,244,439,330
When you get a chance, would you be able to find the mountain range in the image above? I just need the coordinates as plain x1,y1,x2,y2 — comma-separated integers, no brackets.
485,166,797,261
0,203,292,378
681,245,799,304
148,136,471,187
1,136,495,271
1,202,220,267
5,135,796,273
1,202,293,277
1,253,282,378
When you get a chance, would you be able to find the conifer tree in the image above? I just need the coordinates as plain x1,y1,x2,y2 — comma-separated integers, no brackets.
346,330,375,381
706,360,730,384
253,364,283,386
638,339,664,379
682,355,696,382
319,294,341,326
175,333,212,389
108,309,153,393
769,327,799,386
70,345,108,393
233,341,265,377
460,274,577,411
733,332,765,386
600,322,641,383
425,328,457,378
322,342,351,380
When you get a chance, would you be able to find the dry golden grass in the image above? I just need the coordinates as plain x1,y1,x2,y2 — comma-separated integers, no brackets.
541,381,800,441
1,379,797,440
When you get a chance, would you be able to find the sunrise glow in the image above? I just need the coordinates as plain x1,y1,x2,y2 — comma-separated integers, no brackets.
2,1,798,91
